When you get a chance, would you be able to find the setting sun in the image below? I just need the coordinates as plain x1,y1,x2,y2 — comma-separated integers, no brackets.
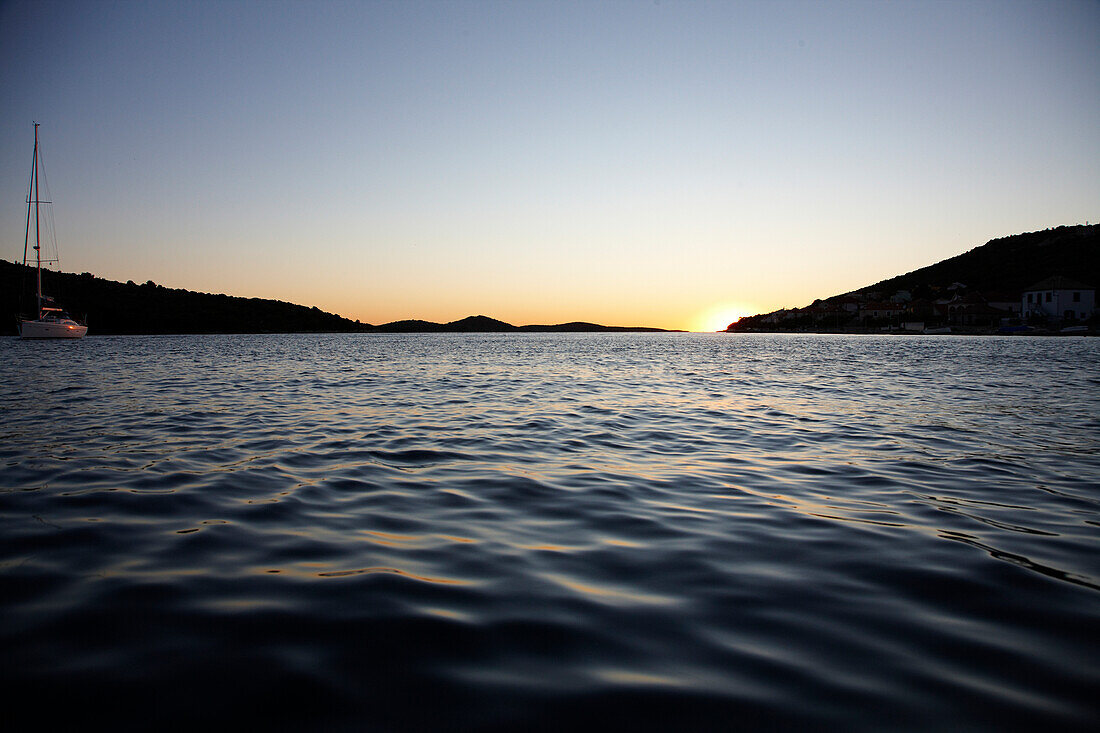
694,304,757,332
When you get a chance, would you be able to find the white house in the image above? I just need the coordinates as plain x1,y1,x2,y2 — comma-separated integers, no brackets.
1022,276,1095,322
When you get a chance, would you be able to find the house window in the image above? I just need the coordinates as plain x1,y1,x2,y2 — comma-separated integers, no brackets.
1046,292,1052,302
1073,292,1081,302
1027,293,1033,303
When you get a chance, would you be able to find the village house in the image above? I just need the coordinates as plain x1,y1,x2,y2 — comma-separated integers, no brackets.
1021,276,1095,322
983,292,1022,317
835,296,860,313
905,298,935,319
859,301,905,323
809,304,847,325
931,293,958,319
945,293,1006,327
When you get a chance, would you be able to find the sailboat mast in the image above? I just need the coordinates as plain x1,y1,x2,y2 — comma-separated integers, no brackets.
32,123,42,317
23,133,33,270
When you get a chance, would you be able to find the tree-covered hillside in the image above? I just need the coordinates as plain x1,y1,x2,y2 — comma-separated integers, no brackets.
728,224,1099,331
1,260,368,335
853,224,1099,296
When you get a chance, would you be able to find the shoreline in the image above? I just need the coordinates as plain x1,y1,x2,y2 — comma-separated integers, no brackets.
726,326,1096,337
7,328,1093,338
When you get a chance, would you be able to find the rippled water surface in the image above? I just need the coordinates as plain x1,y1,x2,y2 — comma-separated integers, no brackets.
2,333,1098,730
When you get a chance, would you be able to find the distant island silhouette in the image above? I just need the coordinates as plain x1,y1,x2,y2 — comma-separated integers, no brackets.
0,260,673,335
374,315,672,333
727,224,1099,333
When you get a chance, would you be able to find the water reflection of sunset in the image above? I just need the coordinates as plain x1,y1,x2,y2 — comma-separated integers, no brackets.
3,331,1096,730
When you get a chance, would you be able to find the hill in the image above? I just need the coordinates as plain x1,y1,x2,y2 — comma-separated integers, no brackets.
519,321,668,332
2,260,671,334
374,315,670,333
1,259,366,335
852,224,1098,296
728,224,1099,331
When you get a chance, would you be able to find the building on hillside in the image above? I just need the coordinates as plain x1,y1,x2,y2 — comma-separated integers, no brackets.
946,293,1006,327
984,292,1021,317
1021,277,1095,322
905,298,935,319
931,294,960,318
835,297,860,313
859,302,905,323
809,305,848,326
933,292,1023,327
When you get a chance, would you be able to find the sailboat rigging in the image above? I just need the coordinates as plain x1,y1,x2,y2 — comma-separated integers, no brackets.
17,123,87,339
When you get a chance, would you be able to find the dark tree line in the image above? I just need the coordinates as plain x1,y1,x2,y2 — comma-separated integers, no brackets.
1,260,367,335
854,225,1099,296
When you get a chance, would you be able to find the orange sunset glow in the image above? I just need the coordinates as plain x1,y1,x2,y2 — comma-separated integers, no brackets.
695,305,756,333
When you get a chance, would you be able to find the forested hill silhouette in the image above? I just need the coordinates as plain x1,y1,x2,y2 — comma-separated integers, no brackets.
1,260,671,335
1,260,366,335
728,224,1099,331
853,224,1098,296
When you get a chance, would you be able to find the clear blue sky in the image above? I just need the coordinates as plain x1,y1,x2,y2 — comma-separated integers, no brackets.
2,0,1097,330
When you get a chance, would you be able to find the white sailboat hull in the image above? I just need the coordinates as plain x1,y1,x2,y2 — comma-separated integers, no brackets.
19,319,88,339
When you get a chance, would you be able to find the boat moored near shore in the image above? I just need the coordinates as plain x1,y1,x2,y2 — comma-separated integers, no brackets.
16,123,86,339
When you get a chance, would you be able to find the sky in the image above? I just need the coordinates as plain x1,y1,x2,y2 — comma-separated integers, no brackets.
2,0,1097,331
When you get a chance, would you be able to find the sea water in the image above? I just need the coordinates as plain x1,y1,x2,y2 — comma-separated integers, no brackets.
1,333,1097,730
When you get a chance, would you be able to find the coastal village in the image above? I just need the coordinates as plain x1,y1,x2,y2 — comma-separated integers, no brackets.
729,224,1100,335
731,275,1097,334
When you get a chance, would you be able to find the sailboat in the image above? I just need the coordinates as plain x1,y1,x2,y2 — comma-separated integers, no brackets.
18,123,87,339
